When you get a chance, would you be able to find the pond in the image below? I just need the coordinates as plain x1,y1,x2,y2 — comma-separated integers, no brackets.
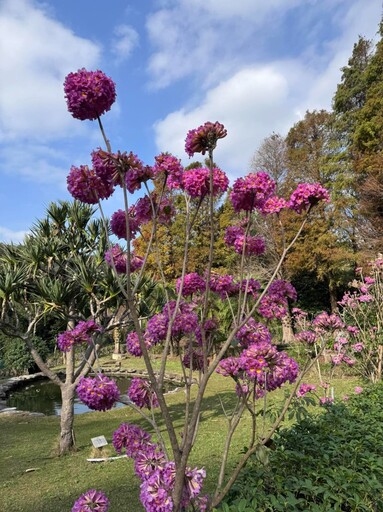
6,377,133,416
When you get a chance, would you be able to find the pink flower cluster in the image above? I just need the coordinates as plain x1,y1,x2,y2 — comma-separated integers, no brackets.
225,225,265,256
126,331,152,357
209,273,238,298
295,330,317,344
67,165,114,204
185,121,227,157
128,378,159,409
217,337,298,396
130,301,199,351
312,311,344,330
140,462,207,512
288,182,330,214
77,375,120,411
72,489,110,512
236,319,271,348
135,195,174,226
182,167,229,198
296,383,316,398
153,153,184,190
112,423,207,511
64,68,116,121
110,209,139,240
57,320,102,352
176,272,206,296
258,280,297,319
261,196,288,214
230,172,276,213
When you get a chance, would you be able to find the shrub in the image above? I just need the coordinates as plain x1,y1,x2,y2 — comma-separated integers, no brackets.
220,385,383,511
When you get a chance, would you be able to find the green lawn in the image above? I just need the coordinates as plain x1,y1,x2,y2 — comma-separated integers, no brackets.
0,357,361,512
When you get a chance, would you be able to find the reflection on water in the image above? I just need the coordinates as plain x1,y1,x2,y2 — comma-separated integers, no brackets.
6,377,131,416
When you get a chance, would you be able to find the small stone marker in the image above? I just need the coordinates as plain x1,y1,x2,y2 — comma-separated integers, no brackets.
91,435,108,449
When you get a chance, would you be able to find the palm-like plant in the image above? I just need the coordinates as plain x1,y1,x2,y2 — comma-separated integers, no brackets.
0,201,124,453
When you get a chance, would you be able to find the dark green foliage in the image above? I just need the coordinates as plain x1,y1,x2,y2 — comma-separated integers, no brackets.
0,333,52,375
220,385,383,511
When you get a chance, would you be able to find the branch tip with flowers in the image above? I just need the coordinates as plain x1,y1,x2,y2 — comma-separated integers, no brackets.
62,68,331,512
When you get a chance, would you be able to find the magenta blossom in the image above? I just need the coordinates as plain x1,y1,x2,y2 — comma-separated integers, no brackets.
185,121,227,157
182,167,229,198
153,153,185,190
319,397,334,406
104,245,143,274
313,311,344,330
176,272,206,296
210,273,238,298
224,225,244,246
64,68,116,121
72,489,110,512
295,330,317,344
289,182,330,214
134,446,167,481
77,375,120,411
182,349,205,371
354,386,363,394
139,469,174,512
110,209,139,240
240,278,261,298
230,172,276,212
57,320,102,352
128,378,159,409
297,383,316,398
236,319,271,348
216,357,241,377
112,423,152,457
125,163,153,194
67,165,114,204
233,235,265,256
126,331,152,357
259,196,288,214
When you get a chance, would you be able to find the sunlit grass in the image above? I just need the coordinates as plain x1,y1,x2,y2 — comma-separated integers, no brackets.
0,356,362,512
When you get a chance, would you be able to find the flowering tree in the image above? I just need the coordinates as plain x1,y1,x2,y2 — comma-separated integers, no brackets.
62,68,331,512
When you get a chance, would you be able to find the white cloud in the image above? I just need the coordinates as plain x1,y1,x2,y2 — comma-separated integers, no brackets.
146,0,347,89
154,66,299,175
0,0,101,142
0,226,29,244
153,0,382,178
111,24,139,62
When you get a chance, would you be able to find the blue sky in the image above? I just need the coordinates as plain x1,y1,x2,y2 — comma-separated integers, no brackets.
0,0,381,243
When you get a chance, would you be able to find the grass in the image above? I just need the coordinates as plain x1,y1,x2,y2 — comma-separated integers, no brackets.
0,356,362,512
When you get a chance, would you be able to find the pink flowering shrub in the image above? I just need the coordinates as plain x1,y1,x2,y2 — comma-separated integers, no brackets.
62,68,333,512
336,258,383,383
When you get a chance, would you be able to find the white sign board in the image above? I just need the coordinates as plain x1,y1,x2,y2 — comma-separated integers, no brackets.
91,435,108,448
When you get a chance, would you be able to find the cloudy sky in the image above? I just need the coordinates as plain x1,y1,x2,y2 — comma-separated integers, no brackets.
0,0,381,242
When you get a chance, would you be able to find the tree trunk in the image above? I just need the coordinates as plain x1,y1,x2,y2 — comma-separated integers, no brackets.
329,279,338,313
59,385,76,454
281,310,295,344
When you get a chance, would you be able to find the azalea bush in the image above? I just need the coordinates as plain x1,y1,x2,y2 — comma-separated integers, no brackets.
60,68,331,512
337,258,383,383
